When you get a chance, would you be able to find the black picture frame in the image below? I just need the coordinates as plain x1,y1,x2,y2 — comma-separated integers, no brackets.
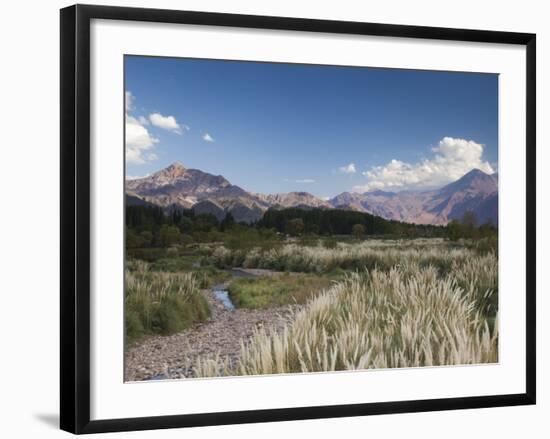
60,4,536,434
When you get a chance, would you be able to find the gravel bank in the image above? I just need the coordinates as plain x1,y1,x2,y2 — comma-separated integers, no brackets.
124,287,296,381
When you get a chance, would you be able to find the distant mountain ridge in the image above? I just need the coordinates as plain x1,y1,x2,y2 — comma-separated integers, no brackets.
328,169,498,225
126,162,330,223
255,192,332,210
126,163,498,225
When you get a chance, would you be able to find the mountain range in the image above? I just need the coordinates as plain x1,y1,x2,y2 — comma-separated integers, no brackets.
126,162,498,226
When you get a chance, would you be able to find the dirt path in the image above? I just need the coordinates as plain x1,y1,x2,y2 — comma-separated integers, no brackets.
124,287,296,381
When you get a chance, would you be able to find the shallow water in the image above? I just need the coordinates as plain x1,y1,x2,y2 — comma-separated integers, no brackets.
212,287,236,310
227,268,257,278
211,269,259,310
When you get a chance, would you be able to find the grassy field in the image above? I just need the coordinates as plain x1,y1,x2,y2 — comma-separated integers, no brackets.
227,274,335,309
195,238,498,376
212,238,484,273
125,237,498,375
232,265,497,375
125,260,211,343
211,239,497,313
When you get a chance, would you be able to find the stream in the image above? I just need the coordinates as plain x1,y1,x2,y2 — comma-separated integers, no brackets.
138,267,288,381
211,268,258,310
212,268,264,311
212,286,235,310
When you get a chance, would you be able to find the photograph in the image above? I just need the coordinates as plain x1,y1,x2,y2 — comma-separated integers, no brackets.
0,0,543,436
123,56,499,382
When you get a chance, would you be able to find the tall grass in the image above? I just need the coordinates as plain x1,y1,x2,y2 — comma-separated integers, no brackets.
125,261,210,343
227,274,334,309
194,258,498,377
451,252,498,318
211,239,490,278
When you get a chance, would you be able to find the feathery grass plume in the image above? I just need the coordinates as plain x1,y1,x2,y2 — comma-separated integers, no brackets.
196,256,498,377
211,239,472,275
125,261,210,342
241,267,497,374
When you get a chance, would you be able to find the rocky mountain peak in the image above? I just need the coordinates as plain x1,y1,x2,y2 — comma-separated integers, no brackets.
438,168,497,196
162,161,187,179
463,168,486,177
367,189,396,197
126,164,498,227
328,168,498,226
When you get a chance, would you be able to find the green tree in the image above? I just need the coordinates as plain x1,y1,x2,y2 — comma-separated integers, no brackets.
193,214,219,232
139,230,153,247
177,216,194,233
478,222,496,238
220,212,235,231
158,224,181,247
352,223,366,240
447,220,463,241
460,211,478,239
126,227,143,248
287,218,305,236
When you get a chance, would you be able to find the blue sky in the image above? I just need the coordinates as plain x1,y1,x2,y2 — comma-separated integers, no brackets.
125,56,498,198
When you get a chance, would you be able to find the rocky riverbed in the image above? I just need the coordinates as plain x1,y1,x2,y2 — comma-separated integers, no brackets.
124,284,297,381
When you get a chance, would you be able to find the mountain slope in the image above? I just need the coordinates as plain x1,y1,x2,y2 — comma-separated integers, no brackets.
126,163,328,223
256,192,332,209
329,168,498,225
126,163,498,226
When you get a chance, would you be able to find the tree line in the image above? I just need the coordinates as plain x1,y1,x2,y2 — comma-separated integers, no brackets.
126,204,496,248
259,207,446,238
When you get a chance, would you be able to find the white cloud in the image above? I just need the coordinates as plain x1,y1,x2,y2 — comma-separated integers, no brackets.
138,115,149,125
125,91,159,165
296,179,315,183
202,133,215,142
126,115,159,164
149,112,184,134
338,163,356,174
353,137,494,193
125,91,134,112
126,173,150,180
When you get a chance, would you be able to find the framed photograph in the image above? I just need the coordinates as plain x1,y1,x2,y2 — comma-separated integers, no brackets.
60,4,536,434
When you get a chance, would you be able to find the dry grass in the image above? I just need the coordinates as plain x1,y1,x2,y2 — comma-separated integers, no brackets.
193,249,498,377
125,261,210,342
212,239,474,274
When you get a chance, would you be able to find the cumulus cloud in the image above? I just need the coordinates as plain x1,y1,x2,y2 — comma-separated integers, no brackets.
202,133,215,142
338,163,356,174
353,137,494,193
125,91,134,112
125,91,159,165
149,112,185,134
126,115,159,164
126,173,150,180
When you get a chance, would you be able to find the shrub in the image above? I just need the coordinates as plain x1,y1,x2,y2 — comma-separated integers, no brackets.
158,224,181,247
125,263,210,343
352,223,365,239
